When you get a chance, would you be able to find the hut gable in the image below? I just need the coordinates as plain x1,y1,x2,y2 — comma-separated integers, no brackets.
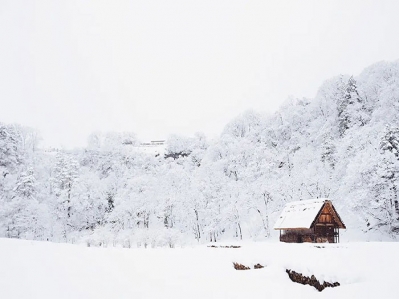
312,201,346,229
274,198,346,243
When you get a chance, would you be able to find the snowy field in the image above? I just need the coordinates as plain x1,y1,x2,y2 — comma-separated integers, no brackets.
1,239,398,299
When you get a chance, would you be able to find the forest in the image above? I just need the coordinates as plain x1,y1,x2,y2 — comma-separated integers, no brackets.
1,60,399,247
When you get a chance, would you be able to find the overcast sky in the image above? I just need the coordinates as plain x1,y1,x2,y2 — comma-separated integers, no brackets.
0,0,398,148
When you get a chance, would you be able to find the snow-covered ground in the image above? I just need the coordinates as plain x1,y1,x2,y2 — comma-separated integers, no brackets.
1,238,398,299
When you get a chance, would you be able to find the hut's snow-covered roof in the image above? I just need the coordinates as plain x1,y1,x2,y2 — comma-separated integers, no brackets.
273,199,327,230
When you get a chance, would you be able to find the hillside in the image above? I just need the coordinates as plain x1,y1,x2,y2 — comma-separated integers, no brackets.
1,60,399,245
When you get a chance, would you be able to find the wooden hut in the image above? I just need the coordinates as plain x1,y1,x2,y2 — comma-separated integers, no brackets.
274,199,346,243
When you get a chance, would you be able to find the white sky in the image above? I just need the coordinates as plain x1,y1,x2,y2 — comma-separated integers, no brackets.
1,0,399,148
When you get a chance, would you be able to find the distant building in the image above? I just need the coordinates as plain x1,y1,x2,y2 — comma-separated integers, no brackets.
137,140,166,156
274,199,346,243
139,140,165,147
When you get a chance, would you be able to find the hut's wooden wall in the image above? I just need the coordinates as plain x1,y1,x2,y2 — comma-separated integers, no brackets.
280,229,315,243
313,204,338,243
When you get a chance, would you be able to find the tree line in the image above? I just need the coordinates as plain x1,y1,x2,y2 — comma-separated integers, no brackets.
1,60,399,246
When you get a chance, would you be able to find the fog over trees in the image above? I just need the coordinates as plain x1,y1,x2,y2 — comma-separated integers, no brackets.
1,60,399,246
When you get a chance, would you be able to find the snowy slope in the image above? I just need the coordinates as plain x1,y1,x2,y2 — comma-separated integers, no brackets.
1,238,398,299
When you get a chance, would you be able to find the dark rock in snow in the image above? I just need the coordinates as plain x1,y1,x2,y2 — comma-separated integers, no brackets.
286,269,340,292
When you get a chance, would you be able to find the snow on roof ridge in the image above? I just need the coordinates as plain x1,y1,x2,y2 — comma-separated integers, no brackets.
287,198,328,206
